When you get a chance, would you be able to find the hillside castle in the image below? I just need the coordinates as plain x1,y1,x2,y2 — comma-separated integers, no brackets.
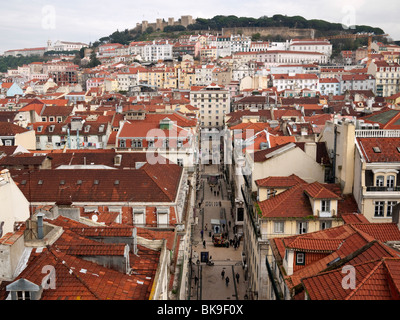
136,15,195,32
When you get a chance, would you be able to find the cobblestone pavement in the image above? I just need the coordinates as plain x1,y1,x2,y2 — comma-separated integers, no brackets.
189,164,248,300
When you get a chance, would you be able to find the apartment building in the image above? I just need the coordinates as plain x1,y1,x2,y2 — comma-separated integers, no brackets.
270,73,319,91
190,83,231,129
289,39,332,58
368,60,400,97
340,74,376,94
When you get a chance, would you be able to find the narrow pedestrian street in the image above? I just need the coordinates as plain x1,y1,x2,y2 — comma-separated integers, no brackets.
189,164,248,300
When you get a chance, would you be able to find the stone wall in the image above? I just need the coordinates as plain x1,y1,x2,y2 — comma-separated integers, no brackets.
222,27,315,39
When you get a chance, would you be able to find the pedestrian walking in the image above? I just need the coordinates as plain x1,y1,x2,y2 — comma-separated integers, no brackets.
217,191,219,196
228,220,231,228
200,229,203,239
203,240,206,248
236,273,240,283
225,276,230,286
195,275,199,285
221,269,225,279
214,191,216,196
205,224,208,231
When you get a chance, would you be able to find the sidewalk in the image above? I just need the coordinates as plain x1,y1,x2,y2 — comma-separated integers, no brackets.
189,164,248,300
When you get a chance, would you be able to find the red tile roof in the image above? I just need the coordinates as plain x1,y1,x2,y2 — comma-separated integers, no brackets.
304,181,341,199
356,137,400,163
271,222,400,299
0,122,29,136
11,163,183,203
255,174,306,188
286,238,344,253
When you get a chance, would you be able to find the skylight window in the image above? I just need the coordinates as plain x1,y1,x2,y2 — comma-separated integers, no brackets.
373,147,381,153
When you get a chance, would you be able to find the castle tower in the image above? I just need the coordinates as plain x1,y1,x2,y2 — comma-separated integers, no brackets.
156,18,163,31
142,20,148,32
181,15,193,27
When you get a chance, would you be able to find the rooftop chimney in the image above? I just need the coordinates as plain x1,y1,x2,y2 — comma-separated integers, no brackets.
37,212,45,240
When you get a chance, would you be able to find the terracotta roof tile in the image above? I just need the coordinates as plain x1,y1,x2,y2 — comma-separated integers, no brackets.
11,164,182,203
255,174,306,188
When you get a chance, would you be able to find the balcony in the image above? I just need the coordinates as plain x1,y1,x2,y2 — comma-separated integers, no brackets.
366,186,400,192
316,209,335,218
355,129,400,138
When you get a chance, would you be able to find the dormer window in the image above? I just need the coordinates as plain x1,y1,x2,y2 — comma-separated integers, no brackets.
37,126,43,132
16,291,31,300
321,200,331,213
296,252,305,265
49,125,55,132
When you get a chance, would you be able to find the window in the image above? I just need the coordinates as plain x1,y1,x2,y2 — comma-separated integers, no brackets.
132,139,142,148
157,208,169,227
296,252,305,265
297,222,308,234
320,220,332,230
387,175,395,188
387,201,397,217
177,158,183,166
374,201,384,217
17,291,31,300
321,200,330,212
376,175,384,187
133,209,145,226
120,139,126,148
274,221,284,234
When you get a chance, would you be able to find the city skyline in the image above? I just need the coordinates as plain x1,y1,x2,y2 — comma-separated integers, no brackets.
1,0,399,55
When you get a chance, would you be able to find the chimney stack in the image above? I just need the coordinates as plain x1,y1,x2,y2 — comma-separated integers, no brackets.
37,212,45,240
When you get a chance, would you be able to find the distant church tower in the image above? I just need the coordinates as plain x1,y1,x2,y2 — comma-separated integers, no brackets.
47,40,53,51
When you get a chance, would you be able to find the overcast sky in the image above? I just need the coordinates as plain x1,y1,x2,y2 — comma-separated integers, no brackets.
1,0,399,54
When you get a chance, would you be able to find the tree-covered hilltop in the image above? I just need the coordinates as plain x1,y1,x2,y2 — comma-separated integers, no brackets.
186,15,385,35
91,14,386,50
0,55,51,73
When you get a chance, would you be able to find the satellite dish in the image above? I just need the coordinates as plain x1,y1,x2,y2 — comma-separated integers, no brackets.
91,214,98,222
